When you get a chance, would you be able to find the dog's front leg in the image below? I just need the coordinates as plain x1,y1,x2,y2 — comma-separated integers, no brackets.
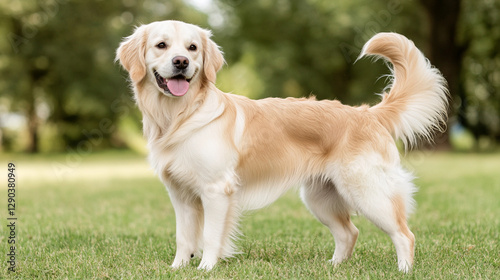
197,183,234,270
169,188,203,269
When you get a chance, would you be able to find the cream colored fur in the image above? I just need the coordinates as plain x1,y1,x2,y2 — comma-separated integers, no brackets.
116,20,448,272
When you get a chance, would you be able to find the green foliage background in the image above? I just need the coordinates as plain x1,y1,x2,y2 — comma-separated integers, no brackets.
0,0,499,152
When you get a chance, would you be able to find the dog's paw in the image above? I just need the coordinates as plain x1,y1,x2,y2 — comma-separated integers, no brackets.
197,257,217,271
329,254,348,266
398,260,412,273
171,258,189,269
328,259,339,266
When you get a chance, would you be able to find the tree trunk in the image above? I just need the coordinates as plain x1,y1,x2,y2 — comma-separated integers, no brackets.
26,86,39,154
420,0,463,150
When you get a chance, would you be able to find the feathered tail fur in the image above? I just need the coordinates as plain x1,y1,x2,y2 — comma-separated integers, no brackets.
360,33,449,148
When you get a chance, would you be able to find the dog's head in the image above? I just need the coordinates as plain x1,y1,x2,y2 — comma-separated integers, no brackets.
116,20,224,97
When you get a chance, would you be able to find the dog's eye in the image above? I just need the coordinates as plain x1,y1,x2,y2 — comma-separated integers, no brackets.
188,44,197,51
156,42,167,49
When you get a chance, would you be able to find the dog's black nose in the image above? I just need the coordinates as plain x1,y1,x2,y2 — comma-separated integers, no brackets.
172,56,189,70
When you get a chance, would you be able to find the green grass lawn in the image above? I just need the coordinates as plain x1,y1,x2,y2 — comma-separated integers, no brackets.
1,151,499,279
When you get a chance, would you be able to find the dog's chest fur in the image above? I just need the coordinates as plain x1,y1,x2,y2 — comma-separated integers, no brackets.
145,91,241,194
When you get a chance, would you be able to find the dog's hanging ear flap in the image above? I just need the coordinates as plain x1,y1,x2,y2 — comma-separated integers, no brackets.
201,29,225,84
116,25,148,83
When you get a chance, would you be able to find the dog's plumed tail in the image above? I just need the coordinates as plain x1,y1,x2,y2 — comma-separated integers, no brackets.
360,33,449,148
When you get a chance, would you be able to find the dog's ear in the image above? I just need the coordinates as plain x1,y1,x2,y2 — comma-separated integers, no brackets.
116,25,148,82
201,29,225,83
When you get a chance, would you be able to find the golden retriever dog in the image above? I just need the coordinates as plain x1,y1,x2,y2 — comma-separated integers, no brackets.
116,20,448,272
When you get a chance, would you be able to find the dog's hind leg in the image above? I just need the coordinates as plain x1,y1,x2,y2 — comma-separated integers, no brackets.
301,179,359,265
351,189,415,272
332,160,416,273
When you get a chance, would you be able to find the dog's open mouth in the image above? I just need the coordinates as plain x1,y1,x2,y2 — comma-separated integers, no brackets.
154,70,191,97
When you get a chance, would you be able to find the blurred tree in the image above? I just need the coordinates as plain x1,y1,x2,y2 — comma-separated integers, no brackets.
216,0,391,104
0,0,206,152
458,0,500,146
419,0,462,149
214,0,432,104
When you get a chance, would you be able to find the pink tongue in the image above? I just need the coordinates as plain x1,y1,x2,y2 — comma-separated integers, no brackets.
166,79,190,96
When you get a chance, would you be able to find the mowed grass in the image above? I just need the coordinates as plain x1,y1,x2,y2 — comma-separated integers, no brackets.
0,151,499,279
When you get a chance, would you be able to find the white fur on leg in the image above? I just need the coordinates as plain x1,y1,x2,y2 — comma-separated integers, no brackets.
168,189,203,269
330,222,359,265
197,182,235,270
300,180,359,266
391,231,415,273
